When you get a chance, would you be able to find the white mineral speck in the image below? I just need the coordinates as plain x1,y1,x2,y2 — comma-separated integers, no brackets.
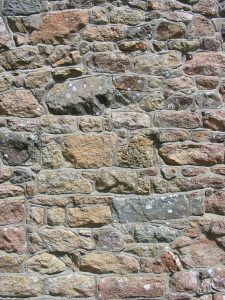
168,209,173,214
144,284,151,290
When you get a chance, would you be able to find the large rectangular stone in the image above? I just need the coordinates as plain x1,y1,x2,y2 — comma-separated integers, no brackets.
112,195,189,223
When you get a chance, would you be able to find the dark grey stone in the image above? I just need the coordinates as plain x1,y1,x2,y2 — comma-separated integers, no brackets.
10,168,34,184
45,76,115,116
134,224,178,243
3,0,41,16
0,129,40,166
112,194,189,223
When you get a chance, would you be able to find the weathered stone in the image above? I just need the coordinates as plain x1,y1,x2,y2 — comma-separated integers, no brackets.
206,191,225,215
203,110,225,131
0,184,24,198
94,228,125,251
47,207,65,226
68,205,112,227
3,0,41,16
155,20,185,41
62,133,117,168
0,48,44,70
79,116,103,132
73,195,112,206
29,207,44,228
81,252,139,274
31,196,71,207
212,268,225,291
0,89,44,117
118,41,148,52
0,253,24,273
189,236,225,267
159,144,224,166
139,91,164,111
185,52,225,76
113,195,189,223
0,129,40,166
0,199,24,225
117,135,154,168
87,52,130,73
42,141,63,169
112,112,150,129
193,0,219,16
158,129,188,143
134,224,178,243
113,75,145,91
0,226,26,254
96,168,137,193
37,170,92,194
46,75,114,115
125,243,167,257
98,275,165,299
110,7,144,25
0,73,12,92
30,10,89,45
0,17,11,50
132,51,182,76
39,228,81,252
7,118,37,133
147,0,190,11
168,39,200,52
0,275,43,297
154,111,200,129
10,169,34,184
25,253,66,274
52,66,83,80
196,91,222,109
41,115,77,133
24,71,53,89
142,250,181,274
187,16,214,38
170,271,198,293
83,25,125,41
171,175,225,192
47,274,95,297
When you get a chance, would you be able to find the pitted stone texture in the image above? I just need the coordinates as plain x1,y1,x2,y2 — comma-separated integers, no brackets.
0,129,40,166
98,275,165,299
113,195,189,223
0,48,44,70
39,228,82,252
0,199,24,225
25,253,66,274
132,51,182,76
159,144,224,166
37,170,92,194
29,10,89,45
0,17,12,49
0,275,43,297
68,205,112,227
81,252,140,274
0,226,26,254
3,0,41,16
46,75,114,115
117,135,154,168
0,89,44,117
62,133,117,168
47,274,96,297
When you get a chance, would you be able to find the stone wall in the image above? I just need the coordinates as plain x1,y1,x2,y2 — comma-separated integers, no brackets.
0,0,225,299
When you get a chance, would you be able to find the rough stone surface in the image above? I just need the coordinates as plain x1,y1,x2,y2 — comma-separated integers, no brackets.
62,133,117,168
0,89,44,117
98,275,165,299
0,1,225,299
68,205,112,227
